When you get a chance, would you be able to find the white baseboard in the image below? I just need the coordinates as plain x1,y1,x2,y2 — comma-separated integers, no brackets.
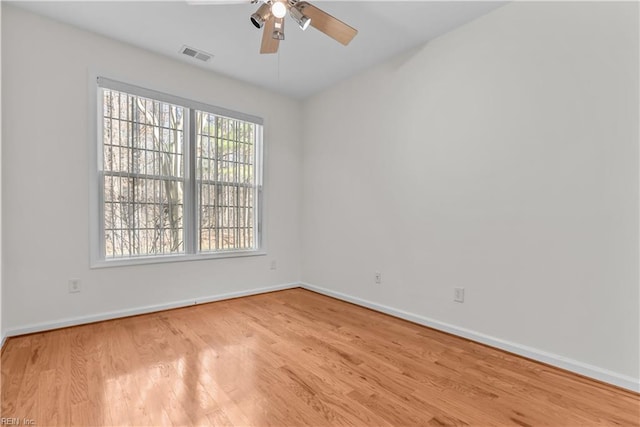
300,282,640,394
5,281,638,393
4,282,299,338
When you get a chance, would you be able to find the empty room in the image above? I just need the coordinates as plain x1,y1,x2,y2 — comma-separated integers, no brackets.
1,0,639,425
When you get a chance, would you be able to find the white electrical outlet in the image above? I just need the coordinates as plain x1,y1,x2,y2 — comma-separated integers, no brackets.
454,287,465,303
69,279,81,293
375,272,382,284
270,260,277,270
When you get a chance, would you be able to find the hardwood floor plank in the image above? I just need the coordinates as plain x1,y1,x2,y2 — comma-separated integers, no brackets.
2,288,638,426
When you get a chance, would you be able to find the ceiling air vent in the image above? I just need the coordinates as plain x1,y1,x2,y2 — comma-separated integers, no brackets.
180,45,213,63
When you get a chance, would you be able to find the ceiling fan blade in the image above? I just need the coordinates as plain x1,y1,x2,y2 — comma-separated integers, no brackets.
260,16,280,54
296,1,357,46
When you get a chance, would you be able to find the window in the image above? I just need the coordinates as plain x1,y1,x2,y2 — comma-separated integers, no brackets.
94,77,263,266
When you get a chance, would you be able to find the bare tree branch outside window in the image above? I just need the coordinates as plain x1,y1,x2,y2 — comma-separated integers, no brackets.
101,88,259,260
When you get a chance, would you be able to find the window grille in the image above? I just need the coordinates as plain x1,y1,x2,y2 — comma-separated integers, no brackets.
96,78,263,264
196,112,257,252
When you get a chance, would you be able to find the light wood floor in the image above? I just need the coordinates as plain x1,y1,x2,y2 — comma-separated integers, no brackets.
1,288,638,426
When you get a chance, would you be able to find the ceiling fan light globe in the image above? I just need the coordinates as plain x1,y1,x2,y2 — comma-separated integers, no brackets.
250,15,264,28
290,5,311,31
271,1,287,19
250,3,271,29
299,16,310,30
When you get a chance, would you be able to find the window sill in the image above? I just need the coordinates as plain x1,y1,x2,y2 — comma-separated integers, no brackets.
91,250,267,269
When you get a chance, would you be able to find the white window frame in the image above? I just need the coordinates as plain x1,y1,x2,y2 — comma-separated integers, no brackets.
90,77,264,268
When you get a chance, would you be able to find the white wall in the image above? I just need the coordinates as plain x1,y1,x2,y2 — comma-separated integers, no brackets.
3,1,639,392
0,1,4,345
302,1,639,389
2,5,302,333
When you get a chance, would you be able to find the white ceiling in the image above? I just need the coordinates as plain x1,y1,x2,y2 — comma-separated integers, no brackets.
11,1,506,99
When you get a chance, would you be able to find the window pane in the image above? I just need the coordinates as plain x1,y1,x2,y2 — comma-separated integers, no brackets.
98,81,262,263
102,89,185,258
196,111,257,252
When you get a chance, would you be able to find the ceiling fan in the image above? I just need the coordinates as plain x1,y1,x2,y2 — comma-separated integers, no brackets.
193,0,358,54
251,0,357,54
